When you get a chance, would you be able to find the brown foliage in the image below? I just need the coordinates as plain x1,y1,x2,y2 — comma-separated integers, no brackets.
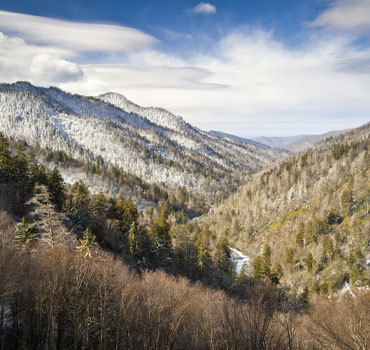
306,292,370,350
0,242,368,350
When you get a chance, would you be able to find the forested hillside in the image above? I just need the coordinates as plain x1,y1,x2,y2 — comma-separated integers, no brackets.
201,123,370,293
0,120,369,349
0,82,288,216
0,83,369,350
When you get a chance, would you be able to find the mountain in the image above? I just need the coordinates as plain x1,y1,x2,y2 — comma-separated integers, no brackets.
209,130,265,146
252,135,304,149
252,129,349,152
283,129,350,152
199,122,370,292
0,81,288,210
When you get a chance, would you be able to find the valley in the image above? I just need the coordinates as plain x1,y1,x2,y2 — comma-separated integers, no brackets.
0,82,368,350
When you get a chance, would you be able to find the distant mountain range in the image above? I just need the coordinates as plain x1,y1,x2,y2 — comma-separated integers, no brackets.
209,130,265,146
252,135,305,149
211,129,350,153
280,129,350,152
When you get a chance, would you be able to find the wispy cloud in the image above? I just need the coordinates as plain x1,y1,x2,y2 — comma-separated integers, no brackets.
190,2,216,15
310,0,370,33
0,10,157,53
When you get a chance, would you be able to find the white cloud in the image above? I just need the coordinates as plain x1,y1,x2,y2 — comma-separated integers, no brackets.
30,53,83,83
191,2,216,15
0,32,83,84
0,10,157,53
310,0,370,32
61,29,370,136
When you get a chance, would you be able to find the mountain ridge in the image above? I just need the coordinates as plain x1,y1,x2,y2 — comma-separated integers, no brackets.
0,81,288,209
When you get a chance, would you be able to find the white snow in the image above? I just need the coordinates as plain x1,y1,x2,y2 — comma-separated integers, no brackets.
0,82,288,197
229,247,250,276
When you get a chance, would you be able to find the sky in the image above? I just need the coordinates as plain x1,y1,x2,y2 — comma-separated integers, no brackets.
0,0,370,137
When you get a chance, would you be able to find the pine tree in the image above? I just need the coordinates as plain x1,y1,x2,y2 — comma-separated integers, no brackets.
252,256,265,279
77,228,98,258
128,221,149,263
270,263,283,284
0,132,15,183
151,206,172,267
195,227,211,271
212,236,231,273
26,184,72,247
69,181,90,230
120,197,138,234
15,217,38,248
47,167,65,211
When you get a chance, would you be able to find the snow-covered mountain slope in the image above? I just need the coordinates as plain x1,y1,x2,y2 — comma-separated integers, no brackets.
0,81,288,200
99,92,190,132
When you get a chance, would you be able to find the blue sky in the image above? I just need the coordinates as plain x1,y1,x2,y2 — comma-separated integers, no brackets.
0,0,369,136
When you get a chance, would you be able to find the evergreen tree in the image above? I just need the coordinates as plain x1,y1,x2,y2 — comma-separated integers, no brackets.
15,217,38,248
151,206,172,267
26,184,73,247
0,132,15,182
47,167,65,211
90,192,106,238
270,263,283,284
195,227,211,271
77,228,98,258
128,221,150,263
212,236,231,273
262,244,272,276
252,256,265,279
69,181,90,230
120,197,138,234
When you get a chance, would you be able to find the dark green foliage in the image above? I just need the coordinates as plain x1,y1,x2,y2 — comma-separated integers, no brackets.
14,217,38,247
327,210,342,226
0,133,16,183
118,196,138,234
68,180,90,230
47,167,65,211
252,256,265,280
213,236,231,273
195,226,212,271
332,143,348,160
128,221,151,263
151,205,172,267
270,263,284,284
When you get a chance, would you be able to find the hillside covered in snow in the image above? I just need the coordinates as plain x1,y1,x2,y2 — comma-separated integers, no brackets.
0,82,288,204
